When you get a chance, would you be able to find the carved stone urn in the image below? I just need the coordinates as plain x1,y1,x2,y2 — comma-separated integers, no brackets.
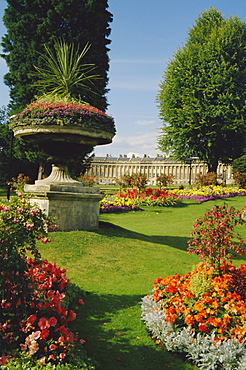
11,101,116,231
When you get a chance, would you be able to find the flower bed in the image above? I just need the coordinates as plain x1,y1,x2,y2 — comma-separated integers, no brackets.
141,205,246,370
114,188,181,207
11,100,116,135
0,196,96,369
174,186,246,203
100,196,144,213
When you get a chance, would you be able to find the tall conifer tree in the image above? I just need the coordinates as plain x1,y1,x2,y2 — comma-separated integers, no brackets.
1,0,112,112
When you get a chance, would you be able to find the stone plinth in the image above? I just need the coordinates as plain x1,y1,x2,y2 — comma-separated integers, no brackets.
25,182,103,231
24,165,103,231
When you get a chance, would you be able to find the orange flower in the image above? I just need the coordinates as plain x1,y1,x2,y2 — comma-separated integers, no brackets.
166,284,178,294
185,314,195,326
193,302,204,312
206,317,221,327
194,312,205,323
212,300,219,309
49,343,58,351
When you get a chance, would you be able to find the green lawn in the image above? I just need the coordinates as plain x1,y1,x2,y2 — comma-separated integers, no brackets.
37,197,246,370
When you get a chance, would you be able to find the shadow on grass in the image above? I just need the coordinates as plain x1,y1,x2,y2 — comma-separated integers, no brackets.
97,221,190,252
72,292,195,370
96,222,246,259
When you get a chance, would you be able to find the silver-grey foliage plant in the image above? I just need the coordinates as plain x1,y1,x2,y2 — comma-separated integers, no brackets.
141,294,246,370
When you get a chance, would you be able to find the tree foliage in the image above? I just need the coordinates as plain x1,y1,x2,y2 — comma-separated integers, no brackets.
1,0,112,112
232,155,246,174
157,8,246,172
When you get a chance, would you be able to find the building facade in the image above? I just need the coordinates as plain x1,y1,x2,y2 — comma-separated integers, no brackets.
85,154,233,186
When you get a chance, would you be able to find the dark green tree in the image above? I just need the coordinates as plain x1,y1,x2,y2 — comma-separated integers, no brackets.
0,106,39,185
1,0,112,112
232,155,246,174
157,8,246,172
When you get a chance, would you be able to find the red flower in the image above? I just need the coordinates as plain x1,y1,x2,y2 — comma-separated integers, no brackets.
38,317,50,330
40,328,50,341
48,317,57,327
27,314,37,325
199,324,209,332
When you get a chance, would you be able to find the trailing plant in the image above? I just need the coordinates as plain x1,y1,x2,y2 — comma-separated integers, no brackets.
11,101,115,135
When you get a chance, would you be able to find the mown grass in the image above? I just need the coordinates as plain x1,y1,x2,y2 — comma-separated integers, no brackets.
37,197,246,370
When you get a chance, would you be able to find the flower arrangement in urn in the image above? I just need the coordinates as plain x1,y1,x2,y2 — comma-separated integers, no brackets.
10,39,115,165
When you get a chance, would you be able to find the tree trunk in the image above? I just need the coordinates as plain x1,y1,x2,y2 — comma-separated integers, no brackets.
207,159,218,173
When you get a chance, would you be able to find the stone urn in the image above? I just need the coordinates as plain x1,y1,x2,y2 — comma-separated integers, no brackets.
10,101,116,231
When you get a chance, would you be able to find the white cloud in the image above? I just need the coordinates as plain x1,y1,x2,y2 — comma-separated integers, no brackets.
95,131,161,157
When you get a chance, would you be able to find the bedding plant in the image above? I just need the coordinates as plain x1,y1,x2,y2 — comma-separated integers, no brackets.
174,185,246,203
114,188,181,207
141,204,246,370
0,194,96,369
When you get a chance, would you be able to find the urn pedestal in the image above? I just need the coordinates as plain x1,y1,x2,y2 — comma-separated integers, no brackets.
25,167,103,231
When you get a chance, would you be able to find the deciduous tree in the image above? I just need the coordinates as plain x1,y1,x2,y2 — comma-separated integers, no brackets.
157,8,246,173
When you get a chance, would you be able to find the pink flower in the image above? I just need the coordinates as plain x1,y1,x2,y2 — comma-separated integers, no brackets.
42,237,51,244
78,299,84,305
0,356,7,365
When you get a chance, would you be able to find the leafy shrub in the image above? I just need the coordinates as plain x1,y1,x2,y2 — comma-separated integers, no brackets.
187,205,245,270
233,173,246,188
156,173,174,187
194,172,217,187
78,175,97,186
8,174,31,194
0,196,95,368
114,173,148,191
189,264,213,298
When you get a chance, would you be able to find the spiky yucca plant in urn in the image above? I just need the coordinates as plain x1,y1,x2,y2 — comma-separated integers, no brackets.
10,39,115,167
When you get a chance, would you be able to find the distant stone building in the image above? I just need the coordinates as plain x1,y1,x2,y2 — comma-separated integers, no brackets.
85,154,233,186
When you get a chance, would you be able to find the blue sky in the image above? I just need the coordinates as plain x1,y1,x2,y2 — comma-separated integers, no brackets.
1,0,246,157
